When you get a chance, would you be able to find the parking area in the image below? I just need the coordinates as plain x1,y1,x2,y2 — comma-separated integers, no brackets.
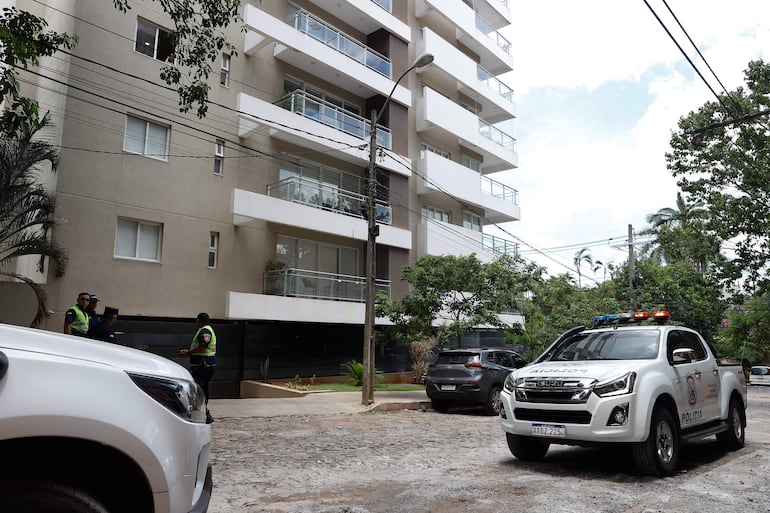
208,386,770,513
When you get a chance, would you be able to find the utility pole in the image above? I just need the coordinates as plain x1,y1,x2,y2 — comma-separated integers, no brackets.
628,224,635,310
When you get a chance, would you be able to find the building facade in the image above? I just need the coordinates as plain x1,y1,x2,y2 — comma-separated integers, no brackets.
3,0,521,396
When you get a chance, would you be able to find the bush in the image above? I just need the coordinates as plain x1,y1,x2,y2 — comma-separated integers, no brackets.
410,336,436,383
339,360,382,386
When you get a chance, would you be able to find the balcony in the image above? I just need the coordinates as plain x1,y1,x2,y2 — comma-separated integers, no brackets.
267,176,392,225
243,4,411,107
416,86,517,172
275,91,392,149
462,0,511,29
415,0,513,75
232,188,412,250
417,220,519,263
263,268,390,302
417,27,515,123
417,151,520,224
237,92,410,177
305,0,410,42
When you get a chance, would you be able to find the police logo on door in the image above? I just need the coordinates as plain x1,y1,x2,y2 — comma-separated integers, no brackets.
686,375,697,405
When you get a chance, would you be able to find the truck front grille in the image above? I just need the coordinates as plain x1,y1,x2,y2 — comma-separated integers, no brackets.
514,408,592,424
515,377,596,404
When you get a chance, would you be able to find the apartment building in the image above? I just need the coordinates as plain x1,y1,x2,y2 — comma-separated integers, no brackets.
3,0,521,396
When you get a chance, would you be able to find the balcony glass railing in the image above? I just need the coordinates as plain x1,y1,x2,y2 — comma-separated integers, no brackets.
481,176,518,205
264,267,390,302
275,91,393,149
479,120,515,153
372,0,392,12
267,176,392,224
287,9,392,78
475,14,512,56
482,234,519,257
477,65,514,104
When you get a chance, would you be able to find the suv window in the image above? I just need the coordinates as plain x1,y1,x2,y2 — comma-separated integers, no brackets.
436,352,479,365
494,351,514,367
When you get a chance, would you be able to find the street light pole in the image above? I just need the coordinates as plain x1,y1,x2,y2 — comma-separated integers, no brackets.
362,53,433,406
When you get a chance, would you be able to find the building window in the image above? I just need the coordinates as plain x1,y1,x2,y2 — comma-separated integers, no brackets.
208,232,219,268
462,155,481,172
463,211,482,232
124,115,169,160
115,218,161,261
420,142,450,159
219,53,230,87
134,18,174,62
214,140,224,175
422,205,451,223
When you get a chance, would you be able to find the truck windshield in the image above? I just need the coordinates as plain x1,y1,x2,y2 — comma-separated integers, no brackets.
546,329,660,361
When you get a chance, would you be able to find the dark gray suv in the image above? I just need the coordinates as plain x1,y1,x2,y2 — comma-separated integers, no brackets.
425,348,527,414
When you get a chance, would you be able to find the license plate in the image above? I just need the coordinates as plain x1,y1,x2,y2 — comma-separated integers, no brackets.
532,423,566,437
440,384,456,391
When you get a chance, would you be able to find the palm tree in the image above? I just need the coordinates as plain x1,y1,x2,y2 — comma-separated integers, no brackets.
0,114,67,327
645,191,706,231
573,248,593,288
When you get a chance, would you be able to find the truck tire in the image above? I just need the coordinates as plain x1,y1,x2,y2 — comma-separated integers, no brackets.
506,433,550,461
0,478,109,513
632,407,679,477
716,396,746,451
484,386,502,415
431,399,450,413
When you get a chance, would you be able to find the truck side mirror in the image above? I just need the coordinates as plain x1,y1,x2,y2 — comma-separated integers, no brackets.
672,348,695,364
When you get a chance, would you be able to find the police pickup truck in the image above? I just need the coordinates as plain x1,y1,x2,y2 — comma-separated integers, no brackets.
499,311,747,476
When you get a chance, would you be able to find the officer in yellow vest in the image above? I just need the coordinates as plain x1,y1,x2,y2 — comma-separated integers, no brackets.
63,292,91,337
180,312,216,424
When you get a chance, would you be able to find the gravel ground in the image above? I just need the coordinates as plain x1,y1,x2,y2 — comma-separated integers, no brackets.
208,387,770,513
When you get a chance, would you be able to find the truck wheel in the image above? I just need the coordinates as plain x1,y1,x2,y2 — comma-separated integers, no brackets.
431,399,450,413
716,396,746,451
506,433,550,461
484,386,502,415
0,478,109,513
632,407,679,477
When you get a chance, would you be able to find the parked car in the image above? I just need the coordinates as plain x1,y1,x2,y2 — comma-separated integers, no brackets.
425,348,527,414
0,322,212,513
749,365,770,385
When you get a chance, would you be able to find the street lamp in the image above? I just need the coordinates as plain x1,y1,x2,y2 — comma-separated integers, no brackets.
362,53,434,405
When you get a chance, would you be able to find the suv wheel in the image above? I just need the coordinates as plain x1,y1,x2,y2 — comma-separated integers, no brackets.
0,478,110,513
485,385,502,415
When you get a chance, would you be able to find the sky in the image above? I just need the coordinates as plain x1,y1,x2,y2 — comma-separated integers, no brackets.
491,0,770,283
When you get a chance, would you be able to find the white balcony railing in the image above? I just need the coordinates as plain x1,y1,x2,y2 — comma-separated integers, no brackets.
477,64,514,104
475,13,511,55
479,119,515,153
481,175,518,206
481,233,519,257
275,91,392,149
287,8,392,78
267,176,392,224
264,268,390,302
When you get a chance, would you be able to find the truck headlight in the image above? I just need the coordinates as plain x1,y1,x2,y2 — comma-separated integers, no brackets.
129,373,207,423
593,372,636,397
504,373,516,393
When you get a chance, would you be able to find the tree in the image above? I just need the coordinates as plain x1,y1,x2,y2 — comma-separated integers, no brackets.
377,254,537,349
112,0,242,118
667,59,770,292
573,248,593,288
0,114,68,327
717,294,770,364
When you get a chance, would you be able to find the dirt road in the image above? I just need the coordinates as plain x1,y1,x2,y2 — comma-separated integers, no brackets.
208,386,770,513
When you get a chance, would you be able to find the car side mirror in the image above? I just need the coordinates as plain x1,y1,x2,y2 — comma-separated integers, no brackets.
672,348,695,364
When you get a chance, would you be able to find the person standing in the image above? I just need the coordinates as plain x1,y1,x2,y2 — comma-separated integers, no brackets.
85,294,100,329
179,312,216,424
63,292,91,337
88,306,119,343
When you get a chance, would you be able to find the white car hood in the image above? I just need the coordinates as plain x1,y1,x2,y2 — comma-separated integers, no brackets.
0,323,189,380
514,360,644,382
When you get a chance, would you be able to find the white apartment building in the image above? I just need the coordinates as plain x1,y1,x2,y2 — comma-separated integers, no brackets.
2,0,521,396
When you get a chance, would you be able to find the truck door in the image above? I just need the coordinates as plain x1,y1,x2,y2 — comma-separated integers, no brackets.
666,329,721,427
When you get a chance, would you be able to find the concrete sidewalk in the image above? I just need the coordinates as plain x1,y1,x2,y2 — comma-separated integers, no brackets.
209,390,430,418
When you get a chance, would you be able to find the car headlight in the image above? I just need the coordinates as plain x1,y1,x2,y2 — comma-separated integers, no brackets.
593,372,636,397
129,373,207,423
504,373,515,393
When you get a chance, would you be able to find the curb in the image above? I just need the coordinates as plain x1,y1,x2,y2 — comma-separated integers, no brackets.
369,401,431,412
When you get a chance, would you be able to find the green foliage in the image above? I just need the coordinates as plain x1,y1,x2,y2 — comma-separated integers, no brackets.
716,294,770,363
0,8,78,136
112,0,242,118
339,360,381,386
284,374,312,391
409,336,436,383
666,59,770,292
378,253,540,348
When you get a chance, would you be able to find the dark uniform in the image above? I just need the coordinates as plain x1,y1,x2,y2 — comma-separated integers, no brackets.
88,306,119,343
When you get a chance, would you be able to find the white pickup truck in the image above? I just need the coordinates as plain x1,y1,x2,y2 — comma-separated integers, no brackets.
499,312,747,476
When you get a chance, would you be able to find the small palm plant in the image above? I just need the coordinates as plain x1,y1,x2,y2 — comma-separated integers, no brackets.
340,360,365,386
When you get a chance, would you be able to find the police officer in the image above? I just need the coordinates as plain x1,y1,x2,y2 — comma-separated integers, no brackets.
63,292,91,337
85,294,100,327
88,306,119,343
180,312,216,424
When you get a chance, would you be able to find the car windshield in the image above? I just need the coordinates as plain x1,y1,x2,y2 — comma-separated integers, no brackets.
435,352,479,365
751,367,769,376
545,329,660,361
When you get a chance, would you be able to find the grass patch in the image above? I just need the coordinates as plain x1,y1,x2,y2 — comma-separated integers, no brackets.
305,383,424,392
